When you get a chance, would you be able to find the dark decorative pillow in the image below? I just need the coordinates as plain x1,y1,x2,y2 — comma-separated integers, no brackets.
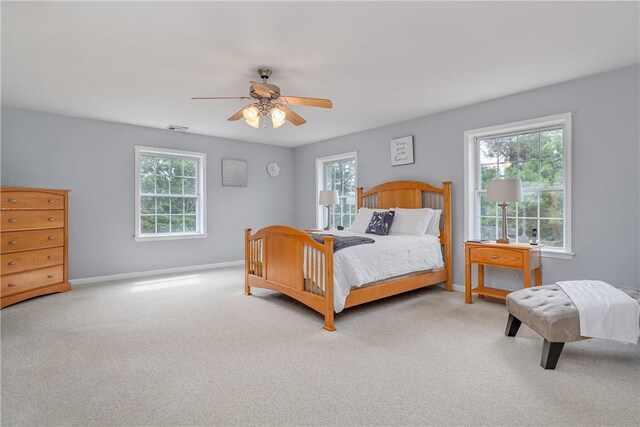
366,210,395,236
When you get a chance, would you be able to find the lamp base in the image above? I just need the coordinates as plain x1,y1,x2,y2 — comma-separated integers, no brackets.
496,238,510,244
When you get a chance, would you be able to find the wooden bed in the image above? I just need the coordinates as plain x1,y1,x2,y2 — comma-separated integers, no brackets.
244,180,452,331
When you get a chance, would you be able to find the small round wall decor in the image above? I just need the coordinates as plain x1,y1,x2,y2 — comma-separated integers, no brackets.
267,162,280,177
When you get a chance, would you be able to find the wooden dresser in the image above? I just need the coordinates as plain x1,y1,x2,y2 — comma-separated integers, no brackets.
1,187,71,308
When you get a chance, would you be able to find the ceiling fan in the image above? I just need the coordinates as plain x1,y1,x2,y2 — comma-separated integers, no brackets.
192,67,332,128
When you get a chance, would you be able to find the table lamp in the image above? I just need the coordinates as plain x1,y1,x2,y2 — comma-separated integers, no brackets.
487,179,523,244
318,190,339,230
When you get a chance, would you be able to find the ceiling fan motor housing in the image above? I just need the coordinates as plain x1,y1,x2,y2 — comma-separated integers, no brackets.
250,67,280,99
250,83,280,99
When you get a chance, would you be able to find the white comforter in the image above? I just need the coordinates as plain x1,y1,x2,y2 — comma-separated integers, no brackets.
314,231,444,312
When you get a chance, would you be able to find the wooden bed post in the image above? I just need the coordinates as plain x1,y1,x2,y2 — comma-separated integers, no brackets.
244,228,252,296
323,235,335,332
356,187,363,210
442,182,453,291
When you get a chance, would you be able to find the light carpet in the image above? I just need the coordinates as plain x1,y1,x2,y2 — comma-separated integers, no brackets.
1,266,639,426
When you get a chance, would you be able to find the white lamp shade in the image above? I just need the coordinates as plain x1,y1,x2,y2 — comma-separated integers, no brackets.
318,190,339,206
487,179,523,203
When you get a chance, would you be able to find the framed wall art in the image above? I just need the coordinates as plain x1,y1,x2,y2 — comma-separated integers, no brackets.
390,136,414,166
222,158,248,187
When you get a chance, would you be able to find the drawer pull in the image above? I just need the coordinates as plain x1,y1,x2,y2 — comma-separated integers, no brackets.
48,217,55,221
48,236,55,240
9,240,17,245
47,256,54,260
8,198,16,203
8,283,16,288
491,255,499,259
8,218,17,223
47,275,54,279
8,261,16,266
48,199,56,204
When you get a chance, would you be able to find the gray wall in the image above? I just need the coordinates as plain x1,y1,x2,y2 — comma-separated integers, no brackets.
3,65,638,288
294,65,640,289
1,108,295,280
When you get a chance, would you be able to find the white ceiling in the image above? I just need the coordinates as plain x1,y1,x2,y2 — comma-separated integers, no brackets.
2,1,638,148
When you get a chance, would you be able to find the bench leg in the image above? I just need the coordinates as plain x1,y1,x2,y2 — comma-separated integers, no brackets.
505,314,522,337
541,339,564,370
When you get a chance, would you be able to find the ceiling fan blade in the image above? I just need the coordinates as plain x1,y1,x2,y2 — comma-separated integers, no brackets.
227,107,247,121
191,96,252,100
278,96,333,109
276,104,306,126
250,81,277,98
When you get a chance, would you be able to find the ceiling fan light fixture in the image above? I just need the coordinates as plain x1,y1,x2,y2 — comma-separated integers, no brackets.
242,105,259,121
271,106,286,128
245,116,260,128
271,116,285,129
271,106,286,122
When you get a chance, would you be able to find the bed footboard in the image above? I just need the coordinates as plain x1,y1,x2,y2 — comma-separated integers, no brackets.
244,226,336,331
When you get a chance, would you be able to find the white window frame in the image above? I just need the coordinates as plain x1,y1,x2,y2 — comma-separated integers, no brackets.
315,151,358,229
463,113,574,259
134,146,207,242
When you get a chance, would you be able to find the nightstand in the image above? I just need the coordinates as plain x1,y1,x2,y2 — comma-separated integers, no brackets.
464,241,542,304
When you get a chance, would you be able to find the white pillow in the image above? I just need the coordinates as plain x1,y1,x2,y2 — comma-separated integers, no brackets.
427,209,442,237
347,208,389,233
392,207,442,237
389,208,434,236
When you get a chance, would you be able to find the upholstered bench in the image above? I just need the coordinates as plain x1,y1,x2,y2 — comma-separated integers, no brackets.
505,284,640,369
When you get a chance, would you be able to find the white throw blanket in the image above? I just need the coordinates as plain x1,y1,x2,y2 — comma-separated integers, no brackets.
557,280,640,344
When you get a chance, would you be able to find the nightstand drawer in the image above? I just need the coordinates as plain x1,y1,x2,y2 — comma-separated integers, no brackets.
469,247,523,268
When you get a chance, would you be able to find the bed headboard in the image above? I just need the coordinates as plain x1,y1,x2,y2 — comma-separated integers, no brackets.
356,180,452,287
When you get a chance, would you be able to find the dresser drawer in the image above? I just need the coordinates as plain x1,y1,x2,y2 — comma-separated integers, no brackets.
1,210,64,231
1,266,64,297
1,191,64,210
1,247,64,275
469,247,523,268
1,229,64,254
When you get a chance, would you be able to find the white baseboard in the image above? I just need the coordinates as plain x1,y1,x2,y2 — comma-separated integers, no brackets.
451,283,464,292
438,283,464,292
71,260,244,287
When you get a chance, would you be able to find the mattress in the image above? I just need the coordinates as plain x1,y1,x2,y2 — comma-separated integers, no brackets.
313,230,444,312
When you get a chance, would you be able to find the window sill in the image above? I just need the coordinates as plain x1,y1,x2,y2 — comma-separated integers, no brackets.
541,249,575,260
134,233,208,242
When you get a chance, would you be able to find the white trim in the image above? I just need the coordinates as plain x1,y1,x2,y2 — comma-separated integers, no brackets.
437,283,465,293
463,113,573,257
134,146,207,241
450,284,465,293
315,151,358,228
71,260,243,286
542,250,575,260
133,233,208,242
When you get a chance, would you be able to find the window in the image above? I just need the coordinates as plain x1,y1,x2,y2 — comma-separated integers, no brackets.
464,114,573,258
316,152,358,229
134,146,206,241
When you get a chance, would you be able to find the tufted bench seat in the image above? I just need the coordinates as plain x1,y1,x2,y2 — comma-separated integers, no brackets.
505,284,639,369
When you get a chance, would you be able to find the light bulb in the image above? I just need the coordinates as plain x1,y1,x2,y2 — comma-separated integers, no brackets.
243,105,259,120
271,107,286,122
245,116,260,128
271,116,285,128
